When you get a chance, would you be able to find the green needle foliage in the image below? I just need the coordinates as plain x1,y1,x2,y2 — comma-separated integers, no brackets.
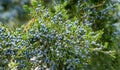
0,0,119,70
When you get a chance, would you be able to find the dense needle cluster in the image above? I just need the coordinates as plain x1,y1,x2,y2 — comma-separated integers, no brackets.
0,0,119,70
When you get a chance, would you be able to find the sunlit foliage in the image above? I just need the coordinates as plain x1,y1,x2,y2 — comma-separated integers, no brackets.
0,0,119,70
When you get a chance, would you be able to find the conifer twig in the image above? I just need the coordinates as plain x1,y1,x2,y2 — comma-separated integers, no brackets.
90,1,106,9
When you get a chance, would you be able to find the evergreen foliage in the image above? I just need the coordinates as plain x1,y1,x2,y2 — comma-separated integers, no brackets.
0,0,119,70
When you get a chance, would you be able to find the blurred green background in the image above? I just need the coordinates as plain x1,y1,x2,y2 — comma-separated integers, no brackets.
0,0,31,29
